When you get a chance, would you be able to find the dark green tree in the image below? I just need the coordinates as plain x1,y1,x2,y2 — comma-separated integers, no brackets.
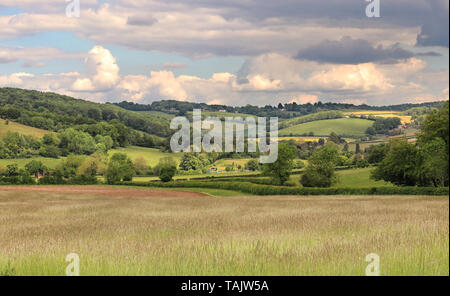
262,142,297,185
301,143,340,187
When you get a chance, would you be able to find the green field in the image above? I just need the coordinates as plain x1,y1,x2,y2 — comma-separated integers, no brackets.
335,167,392,188
279,118,373,137
0,188,447,276
108,146,183,167
0,157,64,170
0,119,53,139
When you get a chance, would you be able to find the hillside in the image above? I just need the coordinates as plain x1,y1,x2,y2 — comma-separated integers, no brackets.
0,88,171,138
0,118,53,138
279,118,373,137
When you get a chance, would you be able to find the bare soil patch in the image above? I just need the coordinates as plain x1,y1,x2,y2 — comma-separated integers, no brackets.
0,185,209,198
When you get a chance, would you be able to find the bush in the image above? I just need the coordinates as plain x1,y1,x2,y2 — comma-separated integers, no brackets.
159,165,177,182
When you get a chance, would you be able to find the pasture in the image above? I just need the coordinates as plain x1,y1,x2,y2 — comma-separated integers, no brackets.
0,186,447,276
108,146,183,167
279,118,373,137
0,119,53,139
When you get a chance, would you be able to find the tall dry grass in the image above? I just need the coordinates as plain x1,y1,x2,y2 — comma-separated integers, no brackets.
0,190,448,275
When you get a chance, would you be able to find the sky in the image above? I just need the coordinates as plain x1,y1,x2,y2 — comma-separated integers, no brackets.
0,0,448,106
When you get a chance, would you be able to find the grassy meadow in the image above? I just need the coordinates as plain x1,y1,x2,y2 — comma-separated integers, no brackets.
108,146,183,167
0,189,447,276
0,119,53,138
279,118,373,137
0,157,63,170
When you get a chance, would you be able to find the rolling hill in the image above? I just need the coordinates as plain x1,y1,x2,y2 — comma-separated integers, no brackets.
279,118,373,137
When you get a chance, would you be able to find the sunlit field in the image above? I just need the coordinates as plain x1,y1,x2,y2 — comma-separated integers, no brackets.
0,187,447,276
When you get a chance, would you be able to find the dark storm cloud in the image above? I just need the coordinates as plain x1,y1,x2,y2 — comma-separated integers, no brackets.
295,37,415,64
156,0,449,48
416,0,449,47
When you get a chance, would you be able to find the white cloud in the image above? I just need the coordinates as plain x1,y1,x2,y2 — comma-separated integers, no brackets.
1,46,448,107
71,46,119,91
290,94,319,104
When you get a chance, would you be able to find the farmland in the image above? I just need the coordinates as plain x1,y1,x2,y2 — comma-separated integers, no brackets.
279,118,373,137
344,111,412,124
0,187,447,276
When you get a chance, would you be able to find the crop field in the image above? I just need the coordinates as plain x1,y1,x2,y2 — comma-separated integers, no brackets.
0,119,53,139
0,186,447,276
279,118,373,137
108,146,183,167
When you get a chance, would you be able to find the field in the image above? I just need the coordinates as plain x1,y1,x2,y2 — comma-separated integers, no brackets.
344,111,412,124
0,157,63,170
108,146,183,167
0,119,53,139
279,118,373,137
0,186,447,276
335,167,392,188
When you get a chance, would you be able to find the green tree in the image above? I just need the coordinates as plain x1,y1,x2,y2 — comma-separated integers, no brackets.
154,157,177,182
301,143,340,187
245,159,260,171
5,164,19,177
105,153,135,184
179,153,205,171
25,160,47,176
371,138,418,186
366,143,389,164
416,138,448,187
262,142,297,185
58,128,96,155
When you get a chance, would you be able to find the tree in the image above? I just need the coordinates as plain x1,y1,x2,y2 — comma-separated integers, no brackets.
416,138,448,187
25,160,47,176
5,164,19,177
355,143,361,154
58,128,96,155
133,156,149,175
59,155,85,178
262,142,297,185
301,143,340,187
371,138,418,186
328,132,341,144
154,157,177,182
416,101,449,185
179,153,206,171
245,159,260,171
366,143,389,164
105,153,135,184
418,101,449,151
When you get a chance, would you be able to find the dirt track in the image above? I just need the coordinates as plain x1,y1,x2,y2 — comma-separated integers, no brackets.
0,185,210,198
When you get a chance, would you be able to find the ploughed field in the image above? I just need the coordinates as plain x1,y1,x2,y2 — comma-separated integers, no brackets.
0,186,448,276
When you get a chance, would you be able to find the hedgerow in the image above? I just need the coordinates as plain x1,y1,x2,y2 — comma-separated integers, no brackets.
122,180,449,196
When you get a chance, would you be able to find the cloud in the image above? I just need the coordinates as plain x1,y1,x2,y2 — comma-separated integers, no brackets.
290,94,319,104
127,15,158,27
72,46,119,91
416,0,449,47
0,46,447,108
0,46,84,65
296,37,416,64
153,62,187,70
